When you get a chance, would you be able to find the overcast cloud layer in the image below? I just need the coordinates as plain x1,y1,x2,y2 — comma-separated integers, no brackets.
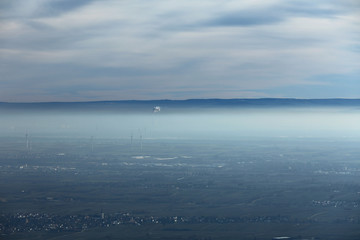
0,0,359,102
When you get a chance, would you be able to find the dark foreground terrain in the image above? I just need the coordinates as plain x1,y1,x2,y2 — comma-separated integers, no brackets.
0,136,359,240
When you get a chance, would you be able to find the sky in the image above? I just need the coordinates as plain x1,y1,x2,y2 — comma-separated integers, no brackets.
0,0,359,102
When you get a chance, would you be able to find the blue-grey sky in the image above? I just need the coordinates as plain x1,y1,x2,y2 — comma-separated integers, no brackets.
0,0,359,102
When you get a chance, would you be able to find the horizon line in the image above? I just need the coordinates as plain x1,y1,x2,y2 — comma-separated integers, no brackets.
1,97,360,104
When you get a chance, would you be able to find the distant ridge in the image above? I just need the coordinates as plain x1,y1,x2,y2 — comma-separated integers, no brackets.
0,98,360,112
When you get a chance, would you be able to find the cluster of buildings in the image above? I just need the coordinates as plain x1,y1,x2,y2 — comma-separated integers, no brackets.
3,211,359,236
0,212,296,234
312,200,359,208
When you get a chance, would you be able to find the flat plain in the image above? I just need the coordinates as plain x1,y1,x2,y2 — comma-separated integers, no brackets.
1,136,359,240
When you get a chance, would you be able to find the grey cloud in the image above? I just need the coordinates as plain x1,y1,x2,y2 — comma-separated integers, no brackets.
0,0,11,9
279,1,349,19
205,11,283,27
200,1,349,28
0,19,116,52
284,7,340,18
36,0,99,17
0,0,16,18
1,56,205,85
0,0,99,19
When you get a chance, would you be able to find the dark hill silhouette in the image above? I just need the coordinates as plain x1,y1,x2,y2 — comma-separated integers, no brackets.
0,98,359,113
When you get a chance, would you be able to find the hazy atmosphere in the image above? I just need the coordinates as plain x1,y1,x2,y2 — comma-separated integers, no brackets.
1,0,359,102
1,106,360,140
